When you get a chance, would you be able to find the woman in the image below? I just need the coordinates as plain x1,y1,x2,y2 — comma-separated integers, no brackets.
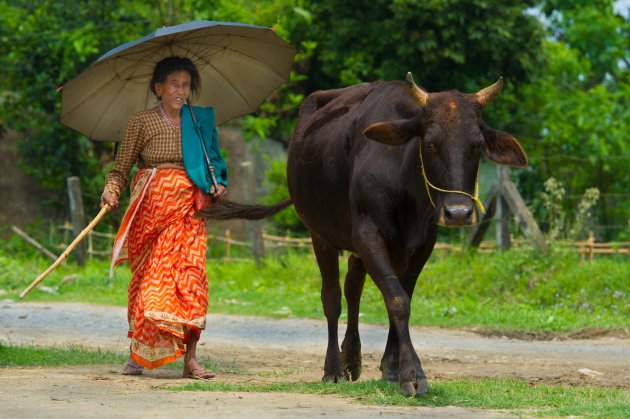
101,56,227,378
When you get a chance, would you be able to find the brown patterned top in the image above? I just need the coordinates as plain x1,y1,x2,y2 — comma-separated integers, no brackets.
104,107,184,199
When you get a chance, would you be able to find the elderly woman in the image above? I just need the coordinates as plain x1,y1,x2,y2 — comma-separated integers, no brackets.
101,56,227,379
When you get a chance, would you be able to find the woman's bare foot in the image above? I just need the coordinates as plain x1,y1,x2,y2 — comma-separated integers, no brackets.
182,364,215,379
183,334,215,379
122,359,144,376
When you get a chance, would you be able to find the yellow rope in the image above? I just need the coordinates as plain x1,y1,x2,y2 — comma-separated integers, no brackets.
419,147,486,214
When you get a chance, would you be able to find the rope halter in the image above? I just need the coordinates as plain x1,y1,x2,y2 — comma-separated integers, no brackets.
419,146,486,214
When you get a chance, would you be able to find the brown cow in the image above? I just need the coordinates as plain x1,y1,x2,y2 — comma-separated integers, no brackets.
199,74,527,397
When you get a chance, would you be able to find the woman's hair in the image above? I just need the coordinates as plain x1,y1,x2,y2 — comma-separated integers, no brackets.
150,56,201,101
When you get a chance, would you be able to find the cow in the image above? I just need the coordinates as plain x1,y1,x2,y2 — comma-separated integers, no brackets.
199,73,527,397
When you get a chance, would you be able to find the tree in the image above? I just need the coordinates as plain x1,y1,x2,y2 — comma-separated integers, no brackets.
0,1,150,217
294,0,544,93
516,0,629,240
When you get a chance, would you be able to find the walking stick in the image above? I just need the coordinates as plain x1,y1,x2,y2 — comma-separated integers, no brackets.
20,204,110,299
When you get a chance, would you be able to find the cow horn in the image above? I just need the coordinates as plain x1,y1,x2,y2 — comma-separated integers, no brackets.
406,72,428,107
475,77,503,106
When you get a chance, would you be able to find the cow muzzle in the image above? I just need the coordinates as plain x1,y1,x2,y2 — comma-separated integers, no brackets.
438,203,479,227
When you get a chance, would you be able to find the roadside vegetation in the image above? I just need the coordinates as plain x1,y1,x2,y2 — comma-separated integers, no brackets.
2,247,628,335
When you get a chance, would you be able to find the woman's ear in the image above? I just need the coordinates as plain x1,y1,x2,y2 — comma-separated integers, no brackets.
155,83,163,99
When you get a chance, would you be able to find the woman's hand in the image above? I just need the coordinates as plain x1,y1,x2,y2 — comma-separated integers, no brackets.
210,184,226,200
101,191,119,210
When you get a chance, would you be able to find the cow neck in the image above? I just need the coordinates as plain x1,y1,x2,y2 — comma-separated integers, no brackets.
418,147,486,214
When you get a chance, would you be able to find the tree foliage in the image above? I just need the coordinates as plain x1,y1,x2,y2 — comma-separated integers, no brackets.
516,0,629,240
295,0,544,91
1,0,628,239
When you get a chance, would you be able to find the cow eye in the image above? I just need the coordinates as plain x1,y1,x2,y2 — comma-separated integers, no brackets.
426,142,438,153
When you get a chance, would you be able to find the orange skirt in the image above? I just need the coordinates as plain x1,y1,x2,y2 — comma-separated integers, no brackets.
111,168,208,370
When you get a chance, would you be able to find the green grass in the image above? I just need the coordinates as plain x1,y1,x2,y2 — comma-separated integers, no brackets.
0,343,127,367
2,344,628,417
0,343,236,373
172,378,630,417
1,248,628,333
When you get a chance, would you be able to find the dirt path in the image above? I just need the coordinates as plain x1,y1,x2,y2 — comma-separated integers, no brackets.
1,301,628,418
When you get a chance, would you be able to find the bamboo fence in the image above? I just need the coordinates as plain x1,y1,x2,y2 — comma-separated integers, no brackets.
49,224,629,262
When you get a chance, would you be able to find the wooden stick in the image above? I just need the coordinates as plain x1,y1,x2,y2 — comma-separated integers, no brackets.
20,204,110,299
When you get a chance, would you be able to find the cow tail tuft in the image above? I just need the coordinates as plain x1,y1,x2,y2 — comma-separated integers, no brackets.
196,199,292,221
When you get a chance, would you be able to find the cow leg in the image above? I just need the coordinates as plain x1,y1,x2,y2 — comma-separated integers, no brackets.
380,226,437,389
311,234,345,382
341,254,366,381
354,221,430,396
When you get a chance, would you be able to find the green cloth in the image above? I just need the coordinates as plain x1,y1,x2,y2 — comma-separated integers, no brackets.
181,105,228,193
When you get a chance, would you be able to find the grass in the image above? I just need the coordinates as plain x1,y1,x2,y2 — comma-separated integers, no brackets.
0,343,237,373
1,248,628,333
0,343,127,367
169,377,630,417
2,344,628,417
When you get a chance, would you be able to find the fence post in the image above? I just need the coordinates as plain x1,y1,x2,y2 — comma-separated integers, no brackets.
67,176,87,265
587,231,595,261
88,230,93,260
225,228,231,261
240,161,265,264
496,166,511,251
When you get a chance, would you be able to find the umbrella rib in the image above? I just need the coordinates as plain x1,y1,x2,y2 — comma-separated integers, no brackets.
183,38,291,81
64,62,152,117
90,79,141,139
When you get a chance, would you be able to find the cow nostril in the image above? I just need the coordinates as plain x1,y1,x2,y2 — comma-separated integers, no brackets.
444,206,474,224
464,207,473,222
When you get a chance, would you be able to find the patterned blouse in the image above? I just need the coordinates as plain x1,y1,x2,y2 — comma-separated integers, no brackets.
104,107,184,199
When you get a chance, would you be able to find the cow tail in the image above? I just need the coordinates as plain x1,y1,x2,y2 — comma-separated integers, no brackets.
196,199,293,221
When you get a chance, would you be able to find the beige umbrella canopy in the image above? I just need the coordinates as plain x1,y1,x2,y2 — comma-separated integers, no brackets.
60,20,296,141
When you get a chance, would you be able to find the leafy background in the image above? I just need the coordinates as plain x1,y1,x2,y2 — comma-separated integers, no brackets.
0,0,628,240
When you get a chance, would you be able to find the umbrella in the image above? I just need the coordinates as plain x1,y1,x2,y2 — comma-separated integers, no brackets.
60,20,296,141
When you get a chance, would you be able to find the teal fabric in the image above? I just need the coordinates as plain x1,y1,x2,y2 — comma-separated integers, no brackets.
181,105,228,193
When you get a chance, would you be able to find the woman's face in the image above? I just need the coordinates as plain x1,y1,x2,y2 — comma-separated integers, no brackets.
155,70,192,112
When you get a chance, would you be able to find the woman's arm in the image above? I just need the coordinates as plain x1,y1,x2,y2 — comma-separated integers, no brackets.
101,114,144,209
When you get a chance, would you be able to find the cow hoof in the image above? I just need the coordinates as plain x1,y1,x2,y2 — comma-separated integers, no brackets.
344,363,362,381
322,372,347,383
400,381,416,397
400,377,430,397
416,377,430,396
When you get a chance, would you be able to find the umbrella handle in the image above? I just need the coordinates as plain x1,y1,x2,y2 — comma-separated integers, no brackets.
19,204,110,299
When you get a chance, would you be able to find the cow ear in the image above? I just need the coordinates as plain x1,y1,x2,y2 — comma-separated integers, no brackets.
482,124,528,168
363,115,420,146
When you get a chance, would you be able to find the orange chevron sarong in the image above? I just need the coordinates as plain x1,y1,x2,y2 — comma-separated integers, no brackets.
111,168,208,370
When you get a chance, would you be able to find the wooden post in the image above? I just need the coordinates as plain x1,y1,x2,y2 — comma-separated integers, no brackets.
468,185,498,248
496,166,511,251
587,231,595,261
67,176,87,265
500,178,548,253
225,228,231,261
468,166,547,253
87,230,93,260
240,161,265,264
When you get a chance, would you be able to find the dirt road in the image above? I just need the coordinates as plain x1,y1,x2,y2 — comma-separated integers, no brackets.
1,301,628,418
